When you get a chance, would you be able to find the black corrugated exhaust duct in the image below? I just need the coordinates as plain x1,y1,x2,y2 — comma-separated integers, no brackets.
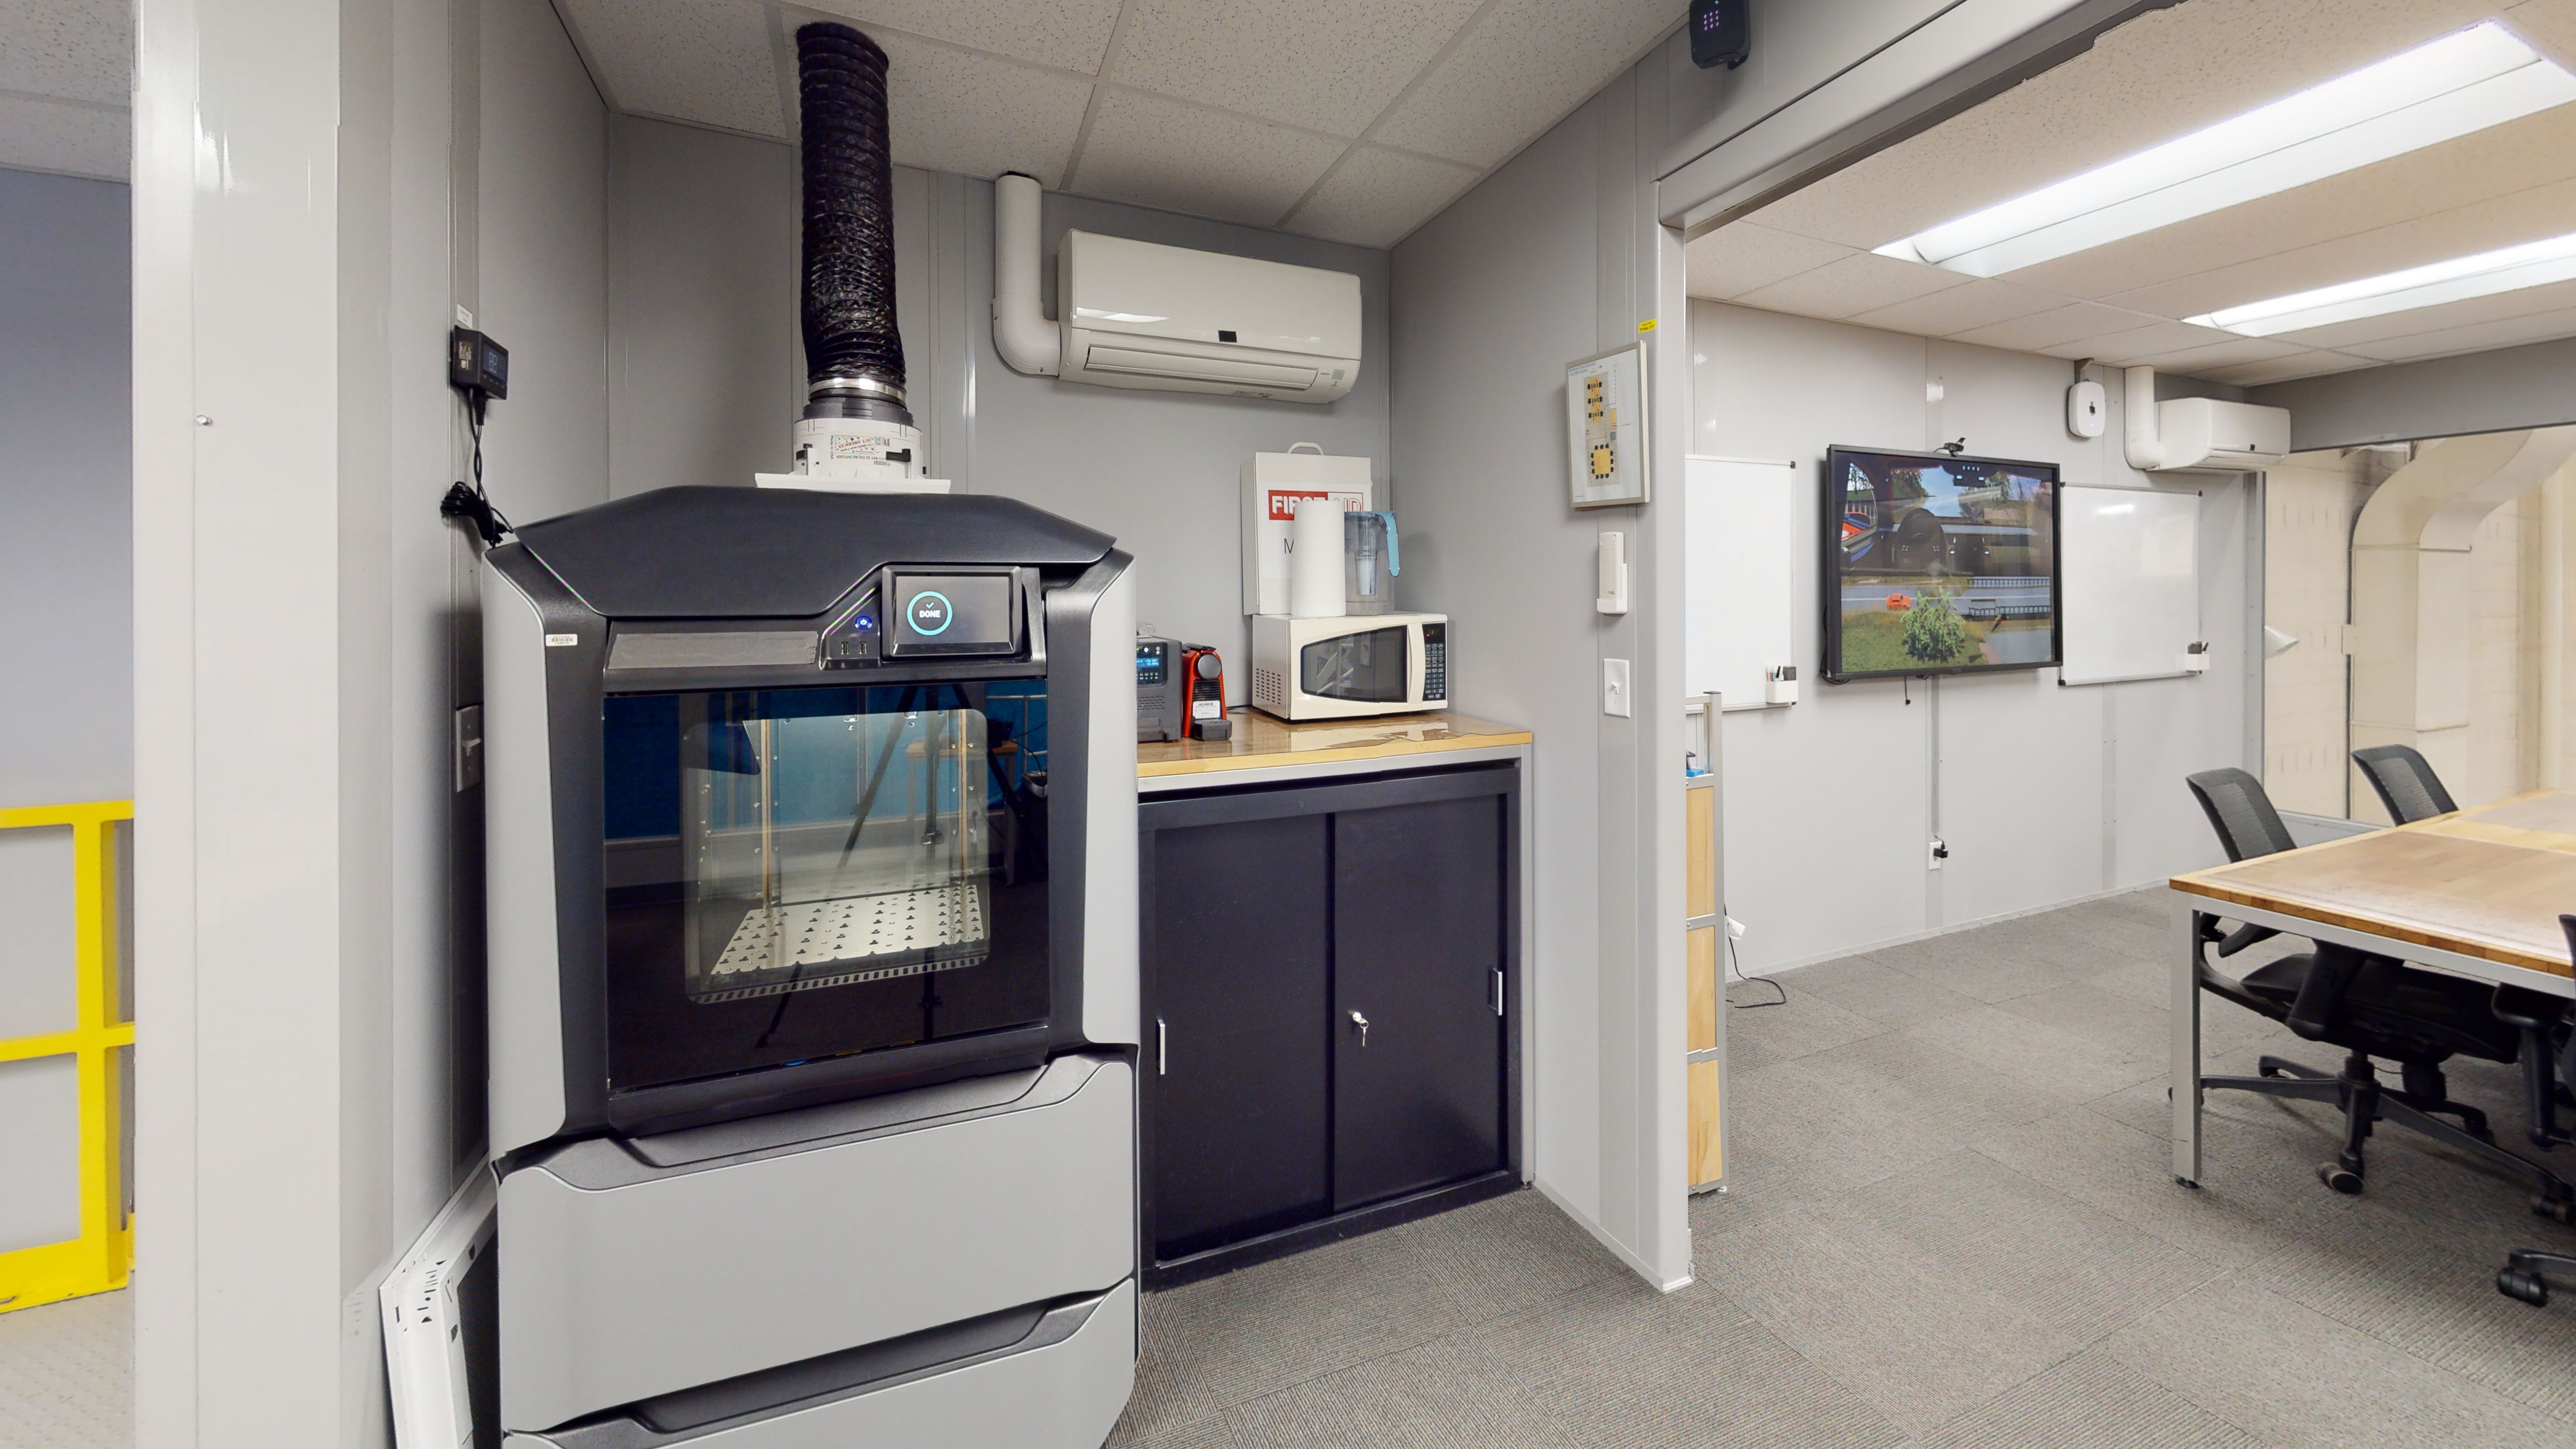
796,21,909,426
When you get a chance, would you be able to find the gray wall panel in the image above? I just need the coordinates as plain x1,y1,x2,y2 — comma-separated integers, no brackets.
1391,98,1611,1232
2250,338,2576,450
0,168,131,809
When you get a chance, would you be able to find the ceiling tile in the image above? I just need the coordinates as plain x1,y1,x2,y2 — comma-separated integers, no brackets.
2072,320,2239,365
2003,105,2576,303
2200,350,2379,387
0,93,123,178
1281,144,1480,248
1846,278,2069,338
2504,0,2576,70
1107,0,1483,139
1951,303,2161,353
867,26,1092,186
1749,0,2501,252
1070,87,1345,227
1733,251,1966,321
0,0,127,105
2276,274,2576,352
2105,179,2576,319
565,0,785,137
2125,337,2307,376
2335,300,2576,362
796,0,1124,73
1684,223,1850,299
1373,0,1675,167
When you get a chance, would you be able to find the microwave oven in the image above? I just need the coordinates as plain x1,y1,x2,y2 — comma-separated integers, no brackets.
1250,612,1447,720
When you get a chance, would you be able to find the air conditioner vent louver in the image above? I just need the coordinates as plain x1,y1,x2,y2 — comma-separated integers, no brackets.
1057,230,1360,405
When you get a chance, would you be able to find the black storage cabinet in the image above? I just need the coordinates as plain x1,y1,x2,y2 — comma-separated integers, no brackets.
1138,761,1521,1285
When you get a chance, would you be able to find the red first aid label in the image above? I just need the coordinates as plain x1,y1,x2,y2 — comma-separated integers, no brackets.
1267,490,1333,522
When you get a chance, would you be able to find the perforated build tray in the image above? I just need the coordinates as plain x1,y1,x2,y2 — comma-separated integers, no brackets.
701,884,988,1001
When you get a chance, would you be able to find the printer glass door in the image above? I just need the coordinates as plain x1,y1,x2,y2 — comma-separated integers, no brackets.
600,681,1050,1096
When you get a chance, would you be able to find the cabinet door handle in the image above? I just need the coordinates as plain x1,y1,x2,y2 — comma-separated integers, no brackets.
1157,1017,1168,1076
1493,969,1504,1017
1349,1010,1369,1047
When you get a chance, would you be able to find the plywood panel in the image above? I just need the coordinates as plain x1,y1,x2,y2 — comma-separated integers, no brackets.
1687,925,1718,1053
1687,1058,1723,1187
1685,785,1717,920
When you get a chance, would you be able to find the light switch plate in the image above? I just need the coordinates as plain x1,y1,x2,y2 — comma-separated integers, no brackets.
1603,658,1632,717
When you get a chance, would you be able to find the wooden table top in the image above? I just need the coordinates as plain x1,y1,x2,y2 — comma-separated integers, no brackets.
1136,710,1530,780
2171,790,2576,979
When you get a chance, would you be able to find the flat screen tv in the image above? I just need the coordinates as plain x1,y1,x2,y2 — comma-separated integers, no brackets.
1823,446,2060,682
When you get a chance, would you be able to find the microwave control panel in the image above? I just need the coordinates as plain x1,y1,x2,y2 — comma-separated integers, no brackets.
1423,621,1447,703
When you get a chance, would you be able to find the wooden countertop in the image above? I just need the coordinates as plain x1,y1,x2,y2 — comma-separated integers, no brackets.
2171,790,2576,979
1137,710,1531,780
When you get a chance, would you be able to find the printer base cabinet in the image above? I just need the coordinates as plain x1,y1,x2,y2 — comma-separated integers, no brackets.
1140,764,1521,1285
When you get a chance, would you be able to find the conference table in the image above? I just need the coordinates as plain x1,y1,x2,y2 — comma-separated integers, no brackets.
2167,790,2576,1187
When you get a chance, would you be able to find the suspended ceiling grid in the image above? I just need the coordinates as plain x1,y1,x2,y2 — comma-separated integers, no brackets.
0,0,129,181
1687,0,2576,388
558,0,1681,247
0,0,1679,248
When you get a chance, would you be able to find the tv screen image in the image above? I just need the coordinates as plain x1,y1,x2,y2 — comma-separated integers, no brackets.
1823,446,2061,681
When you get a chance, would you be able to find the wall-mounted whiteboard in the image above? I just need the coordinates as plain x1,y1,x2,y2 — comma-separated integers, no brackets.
2060,485,2200,685
1684,455,1798,710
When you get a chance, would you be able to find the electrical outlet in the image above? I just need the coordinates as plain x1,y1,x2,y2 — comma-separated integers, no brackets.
1928,836,1948,870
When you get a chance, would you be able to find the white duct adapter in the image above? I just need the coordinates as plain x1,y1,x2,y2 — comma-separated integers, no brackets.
755,413,951,494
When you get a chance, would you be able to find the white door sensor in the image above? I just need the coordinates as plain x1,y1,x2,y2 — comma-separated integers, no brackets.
1597,532,1629,615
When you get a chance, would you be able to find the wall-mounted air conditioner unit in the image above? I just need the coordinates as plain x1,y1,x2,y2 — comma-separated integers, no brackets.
2124,366,2290,473
992,174,1361,406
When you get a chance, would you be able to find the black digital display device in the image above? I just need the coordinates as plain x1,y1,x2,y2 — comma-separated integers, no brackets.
885,571,1018,657
448,326,510,399
1690,0,1749,70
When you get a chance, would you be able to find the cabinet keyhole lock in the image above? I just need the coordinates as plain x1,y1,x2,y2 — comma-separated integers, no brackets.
1349,1010,1370,1047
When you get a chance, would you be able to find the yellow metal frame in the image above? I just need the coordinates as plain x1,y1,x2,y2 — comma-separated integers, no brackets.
0,800,134,1313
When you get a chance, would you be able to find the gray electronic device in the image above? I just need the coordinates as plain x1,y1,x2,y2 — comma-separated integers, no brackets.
1137,636,1183,742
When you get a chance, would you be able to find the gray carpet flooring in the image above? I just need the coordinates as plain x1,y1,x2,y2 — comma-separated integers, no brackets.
1109,889,2576,1448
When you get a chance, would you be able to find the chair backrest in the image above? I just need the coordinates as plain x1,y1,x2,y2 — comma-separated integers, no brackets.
2352,745,2457,824
2185,767,2298,863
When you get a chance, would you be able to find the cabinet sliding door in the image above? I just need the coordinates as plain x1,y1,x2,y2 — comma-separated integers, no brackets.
1330,793,1506,1212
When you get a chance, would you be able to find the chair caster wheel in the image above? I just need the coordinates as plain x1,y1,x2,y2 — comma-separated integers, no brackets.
2531,1195,2576,1224
2258,1062,2280,1078
2500,1269,2550,1306
2318,1163,2364,1195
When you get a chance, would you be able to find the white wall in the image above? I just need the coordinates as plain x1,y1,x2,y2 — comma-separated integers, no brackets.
602,118,1393,681
1690,300,2254,974
132,0,607,1438
1393,63,1693,1289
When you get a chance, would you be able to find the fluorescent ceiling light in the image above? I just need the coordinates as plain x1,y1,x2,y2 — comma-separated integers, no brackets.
2186,231,2576,336
1874,22,2576,278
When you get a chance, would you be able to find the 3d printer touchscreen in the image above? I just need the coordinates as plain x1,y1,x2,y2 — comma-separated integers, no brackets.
888,573,1015,655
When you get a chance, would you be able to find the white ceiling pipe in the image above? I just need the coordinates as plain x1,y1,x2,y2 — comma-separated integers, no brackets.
992,172,1060,377
2124,365,2165,472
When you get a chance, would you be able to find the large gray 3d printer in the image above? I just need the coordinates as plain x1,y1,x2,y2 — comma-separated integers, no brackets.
482,486,1138,1446
474,22,1139,1447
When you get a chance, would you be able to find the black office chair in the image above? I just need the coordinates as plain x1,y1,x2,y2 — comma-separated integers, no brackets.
2352,744,2458,824
2184,768,2568,1203
2500,916,2576,1306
